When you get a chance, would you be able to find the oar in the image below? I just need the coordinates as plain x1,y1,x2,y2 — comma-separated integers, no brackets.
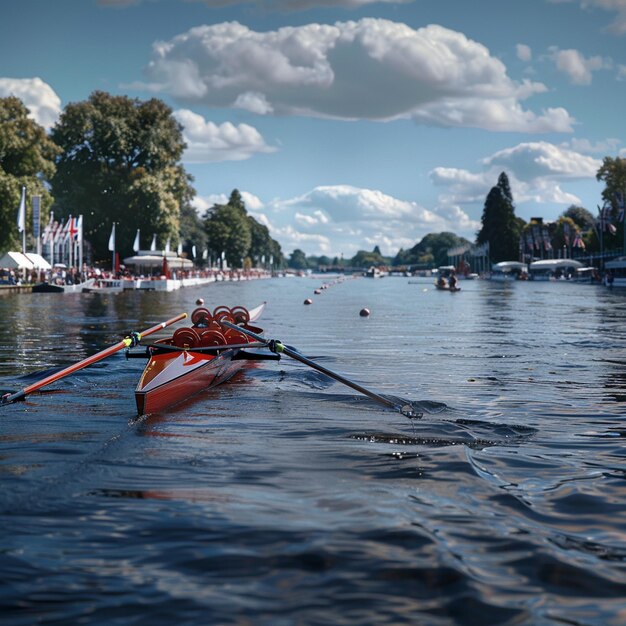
1,313,187,405
218,319,421,418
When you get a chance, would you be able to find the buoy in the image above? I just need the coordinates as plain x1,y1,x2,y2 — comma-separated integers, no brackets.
304,298,313,305
196,298,204,305
314,289,322,294
359,308,371,317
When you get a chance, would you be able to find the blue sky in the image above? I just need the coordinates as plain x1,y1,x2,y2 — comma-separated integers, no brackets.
2,0,625,258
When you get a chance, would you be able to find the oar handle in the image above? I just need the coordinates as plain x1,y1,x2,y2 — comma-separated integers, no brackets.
218,319,419,418
2,312,187,405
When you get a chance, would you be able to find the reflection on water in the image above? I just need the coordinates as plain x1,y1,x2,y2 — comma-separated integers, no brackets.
1,278,626,625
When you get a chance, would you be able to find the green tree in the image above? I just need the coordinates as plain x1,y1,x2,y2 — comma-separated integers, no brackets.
0,97,59,253
288,248,309,270
596,157,626,247
205,203,251,269
204,189,283,269
179,204,207,262
50,91,193,261
394,232,469,268
350,246,388,268
476,172,523,263
561,205,595,232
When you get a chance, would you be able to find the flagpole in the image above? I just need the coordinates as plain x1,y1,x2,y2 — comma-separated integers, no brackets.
109,222,116,272
79,215,84,272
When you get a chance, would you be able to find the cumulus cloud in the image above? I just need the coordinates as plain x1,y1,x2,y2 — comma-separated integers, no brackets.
141,19,574,132
263,184,478,256
548,0,626,35
483,141,602,181
429,141,602,213
173,109,276,162
0,77,62,129
549,47,610,84
193,0,411,8
516,43,532,62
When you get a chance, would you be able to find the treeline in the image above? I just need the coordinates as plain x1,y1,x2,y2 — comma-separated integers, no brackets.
288,233,471,270
0,92,284,268
289,166,626,271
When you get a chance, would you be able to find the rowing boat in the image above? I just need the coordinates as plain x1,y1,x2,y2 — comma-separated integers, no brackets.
133,302,274,415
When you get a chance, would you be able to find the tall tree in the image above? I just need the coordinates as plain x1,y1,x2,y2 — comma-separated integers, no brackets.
596,157,626,247
50,91,194,261
0,97,59,253
476,172,522,263
179,204,207,261
288,248,308,270
561,205,595,232
204,189,283,269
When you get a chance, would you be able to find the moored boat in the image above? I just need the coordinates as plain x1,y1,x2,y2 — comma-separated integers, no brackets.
82,278,127,294
489,261,528,281
528,259,583,281
604,257,626,288
133,302,274,415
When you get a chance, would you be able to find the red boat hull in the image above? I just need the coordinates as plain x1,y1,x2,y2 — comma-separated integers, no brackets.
135,349,247,415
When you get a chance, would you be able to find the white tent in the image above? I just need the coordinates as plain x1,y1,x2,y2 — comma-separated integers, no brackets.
0,251,35,270
123,253,194,270
25,253,52,270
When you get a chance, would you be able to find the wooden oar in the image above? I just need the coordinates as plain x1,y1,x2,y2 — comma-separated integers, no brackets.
1,313,187,405
218,319,421,418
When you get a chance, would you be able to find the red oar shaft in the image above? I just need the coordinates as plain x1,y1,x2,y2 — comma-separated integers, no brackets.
3,312,187,404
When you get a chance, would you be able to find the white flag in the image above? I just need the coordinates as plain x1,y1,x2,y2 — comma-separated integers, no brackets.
202,248,208,260
76,215,83,241
150,233,157,251
17,186,26,233
165,237,171,253
177,240,182,255
108,223,116,251
192,245,196,259
133,229,140,252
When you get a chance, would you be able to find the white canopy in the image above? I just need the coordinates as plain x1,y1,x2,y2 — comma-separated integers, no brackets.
25,253,52,270
529,259,583,270
123,254,194,270
0,251,35,270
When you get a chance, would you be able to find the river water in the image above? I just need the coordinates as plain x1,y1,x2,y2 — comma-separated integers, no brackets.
0,276,625,625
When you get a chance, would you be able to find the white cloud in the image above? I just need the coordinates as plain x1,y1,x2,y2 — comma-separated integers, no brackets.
561,137,621,153
516,43,532,62
429,141,603,216
618,64,626,79
143,19,574,132
194,183,478,256
263,184,477,256
173,109,276,162
550,47,609,84
0,77,62,129
548,0,626,35
483,141,602,181
194,0,412,8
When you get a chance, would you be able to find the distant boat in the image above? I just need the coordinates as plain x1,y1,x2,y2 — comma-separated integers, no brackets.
528,259,583,281
32,278,95,293
365,266,383,278
489,261,528,281
434,265,460,291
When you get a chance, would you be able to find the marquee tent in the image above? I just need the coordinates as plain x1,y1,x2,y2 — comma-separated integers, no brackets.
0,251,35,270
